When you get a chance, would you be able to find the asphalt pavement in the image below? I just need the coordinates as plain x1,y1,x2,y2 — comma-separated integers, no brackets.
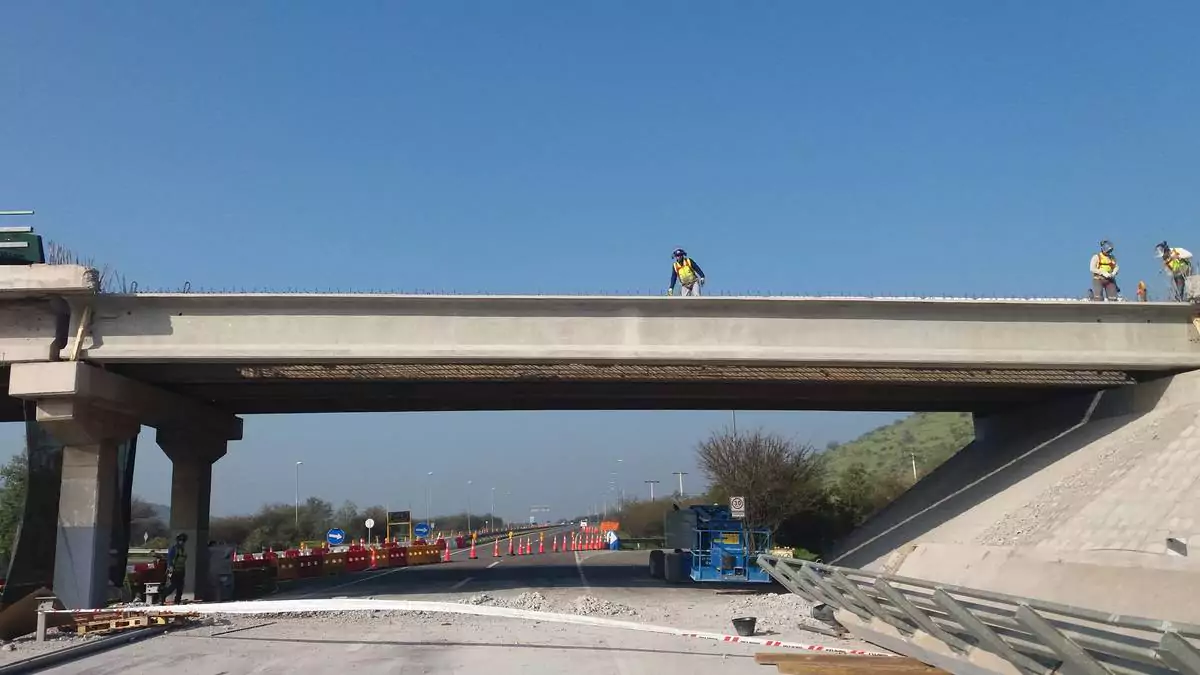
29,528,827,674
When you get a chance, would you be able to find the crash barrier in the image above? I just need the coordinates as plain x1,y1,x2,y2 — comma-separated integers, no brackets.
124,527,551,603
758,555,1200,675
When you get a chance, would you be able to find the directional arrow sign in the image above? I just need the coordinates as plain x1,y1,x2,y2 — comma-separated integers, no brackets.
413,522,431,539
326,528,346,546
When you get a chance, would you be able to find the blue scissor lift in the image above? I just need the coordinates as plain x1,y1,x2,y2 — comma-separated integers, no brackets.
655,504,772,584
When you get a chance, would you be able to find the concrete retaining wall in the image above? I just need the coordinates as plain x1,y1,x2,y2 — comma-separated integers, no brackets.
829,370,1200,622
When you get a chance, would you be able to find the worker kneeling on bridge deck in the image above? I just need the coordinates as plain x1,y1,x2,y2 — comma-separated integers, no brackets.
161,533,188,605
667,248,706,296
1156,241,1193,302
1090,239,1121,301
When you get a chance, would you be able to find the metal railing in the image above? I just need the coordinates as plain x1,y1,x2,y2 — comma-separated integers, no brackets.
758,555,1200,675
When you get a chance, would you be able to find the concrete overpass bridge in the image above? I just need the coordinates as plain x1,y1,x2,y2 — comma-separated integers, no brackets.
4,264,1200,627
5,273,1200,417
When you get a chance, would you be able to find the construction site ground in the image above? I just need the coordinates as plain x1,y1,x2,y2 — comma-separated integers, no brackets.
1,547,883,673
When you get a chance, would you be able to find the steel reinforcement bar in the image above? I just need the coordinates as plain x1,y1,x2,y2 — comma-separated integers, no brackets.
758,555,1200,675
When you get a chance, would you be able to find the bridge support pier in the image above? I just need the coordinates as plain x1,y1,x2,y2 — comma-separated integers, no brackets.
158,430,226,602
8,361,243,609
38,401,138,610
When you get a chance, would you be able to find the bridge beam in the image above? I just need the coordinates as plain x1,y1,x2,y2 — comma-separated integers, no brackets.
8,361,243,442
66,294,1200,371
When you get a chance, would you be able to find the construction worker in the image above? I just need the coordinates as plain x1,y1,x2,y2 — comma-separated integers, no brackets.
161,533,188,605
667,248,706,296
1089,240,1120,301
1155,241,1193,302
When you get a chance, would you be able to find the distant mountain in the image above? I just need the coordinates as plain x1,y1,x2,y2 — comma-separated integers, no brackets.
821,412,974,484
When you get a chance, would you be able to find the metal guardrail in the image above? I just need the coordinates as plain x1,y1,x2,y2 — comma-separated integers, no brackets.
758,555,1200,675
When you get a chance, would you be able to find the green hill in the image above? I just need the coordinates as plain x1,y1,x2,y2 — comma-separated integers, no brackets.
822,412,975,484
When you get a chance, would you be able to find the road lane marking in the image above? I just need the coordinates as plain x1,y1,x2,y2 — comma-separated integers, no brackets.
487,561,501,569
301,565,408,598
450,576,474,590
573,551,591,590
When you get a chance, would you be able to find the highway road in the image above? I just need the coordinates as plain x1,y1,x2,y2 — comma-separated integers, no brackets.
273,526,659,601
21,527,879,674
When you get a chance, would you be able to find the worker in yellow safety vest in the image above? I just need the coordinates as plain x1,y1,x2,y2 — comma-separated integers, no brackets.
667,248,706,297
1155,241,1193,302
1089,240,1120,301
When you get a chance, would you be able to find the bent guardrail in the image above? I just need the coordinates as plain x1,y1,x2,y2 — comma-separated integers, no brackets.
758,554,1200,675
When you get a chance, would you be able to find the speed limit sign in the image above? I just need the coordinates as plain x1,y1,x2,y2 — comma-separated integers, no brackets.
730,496,746,519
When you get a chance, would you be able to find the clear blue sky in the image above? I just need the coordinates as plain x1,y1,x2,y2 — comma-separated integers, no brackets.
2,2,1198,517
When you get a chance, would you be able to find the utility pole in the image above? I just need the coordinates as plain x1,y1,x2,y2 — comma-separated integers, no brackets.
645,480,660,500
466,479,473,532
672,472,688,498
490,487,496,531
294,461,303,530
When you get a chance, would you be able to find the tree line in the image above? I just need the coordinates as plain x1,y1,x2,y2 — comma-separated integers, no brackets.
0,451,505,560
611,427,930,557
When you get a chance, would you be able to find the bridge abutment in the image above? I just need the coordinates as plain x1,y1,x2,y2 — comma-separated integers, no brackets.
830,370,1200,622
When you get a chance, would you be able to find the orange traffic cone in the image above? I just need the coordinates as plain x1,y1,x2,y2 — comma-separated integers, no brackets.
508,537,515,556
538,538,545,555
493,539,501,558
370,548,378,570
442,543,451,562
469,539,477,560
552,537,558,553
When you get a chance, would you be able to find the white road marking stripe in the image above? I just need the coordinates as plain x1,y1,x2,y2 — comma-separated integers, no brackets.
573,551,591,590
450,576,474,590
487,561,501,569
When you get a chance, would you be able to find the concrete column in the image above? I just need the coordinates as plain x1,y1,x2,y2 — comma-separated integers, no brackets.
158,430,226,602
38,402,138,610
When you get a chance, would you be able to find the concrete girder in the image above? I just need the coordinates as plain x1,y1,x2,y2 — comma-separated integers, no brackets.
0,264,98,299
8,361,243,441
0,299,66,363
66,293,1200,371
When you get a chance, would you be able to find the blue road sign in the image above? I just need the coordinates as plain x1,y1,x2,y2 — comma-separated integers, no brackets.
326,528,346,546
413,522,431,538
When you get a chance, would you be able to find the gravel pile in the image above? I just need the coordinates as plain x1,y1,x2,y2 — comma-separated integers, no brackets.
459,591,553,612
723,592,820,634
569,596,638,617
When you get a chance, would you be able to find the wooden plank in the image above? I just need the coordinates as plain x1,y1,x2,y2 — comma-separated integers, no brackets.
755,652,946,674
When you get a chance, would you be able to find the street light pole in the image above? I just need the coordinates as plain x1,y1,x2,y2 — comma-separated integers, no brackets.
425,471,434,525
466,480,473,532
294,461,303,530
672,471,688,498
645,480,660,501
490,487,496,531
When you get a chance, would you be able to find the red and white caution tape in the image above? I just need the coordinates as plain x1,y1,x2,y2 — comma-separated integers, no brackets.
48,598,896,658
